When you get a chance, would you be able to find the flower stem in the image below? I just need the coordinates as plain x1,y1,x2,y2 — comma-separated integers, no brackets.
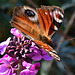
17,59,23,75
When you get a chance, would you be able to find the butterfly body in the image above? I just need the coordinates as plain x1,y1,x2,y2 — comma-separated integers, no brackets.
11,5,64,61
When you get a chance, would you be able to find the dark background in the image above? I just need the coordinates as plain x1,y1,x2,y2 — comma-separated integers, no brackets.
0,0,75,75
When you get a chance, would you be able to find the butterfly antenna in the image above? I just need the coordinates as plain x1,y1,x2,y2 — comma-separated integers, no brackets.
61,61,67,71
66,37,75,41
55,37,75,44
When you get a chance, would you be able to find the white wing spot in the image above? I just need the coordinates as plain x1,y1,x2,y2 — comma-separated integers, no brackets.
54,26,58,30
53,11,63,23
45,12,47,15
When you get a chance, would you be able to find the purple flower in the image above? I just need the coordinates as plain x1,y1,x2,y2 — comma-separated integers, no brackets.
31,49,53,61
0,54,15,63
41,49,53,61
28,42,53,61
31,62,40,70
22,61,32,69
10,28,53,61
0,27,54,75
29,47,42,61
0,37,11,55
20,62,40,75
13,73,16,75
11,28,23,37
20,69,37,75
0,59,13,75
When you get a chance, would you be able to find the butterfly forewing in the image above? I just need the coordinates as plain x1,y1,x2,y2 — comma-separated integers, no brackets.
11,6,42,40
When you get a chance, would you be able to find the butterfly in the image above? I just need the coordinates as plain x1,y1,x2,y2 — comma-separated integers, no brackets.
11,5,64,61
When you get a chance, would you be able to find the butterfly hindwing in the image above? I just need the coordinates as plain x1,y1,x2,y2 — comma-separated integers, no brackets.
37,5,64,37
37,8,52,35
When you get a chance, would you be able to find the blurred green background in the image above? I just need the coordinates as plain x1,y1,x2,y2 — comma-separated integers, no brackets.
0,0,75,75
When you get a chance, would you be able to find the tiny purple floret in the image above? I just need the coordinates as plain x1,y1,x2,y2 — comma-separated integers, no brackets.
0,37,11,55
11,28,23,37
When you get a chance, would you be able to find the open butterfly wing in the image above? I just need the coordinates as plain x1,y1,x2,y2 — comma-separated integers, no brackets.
11,6,41,40
37,5,64,37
